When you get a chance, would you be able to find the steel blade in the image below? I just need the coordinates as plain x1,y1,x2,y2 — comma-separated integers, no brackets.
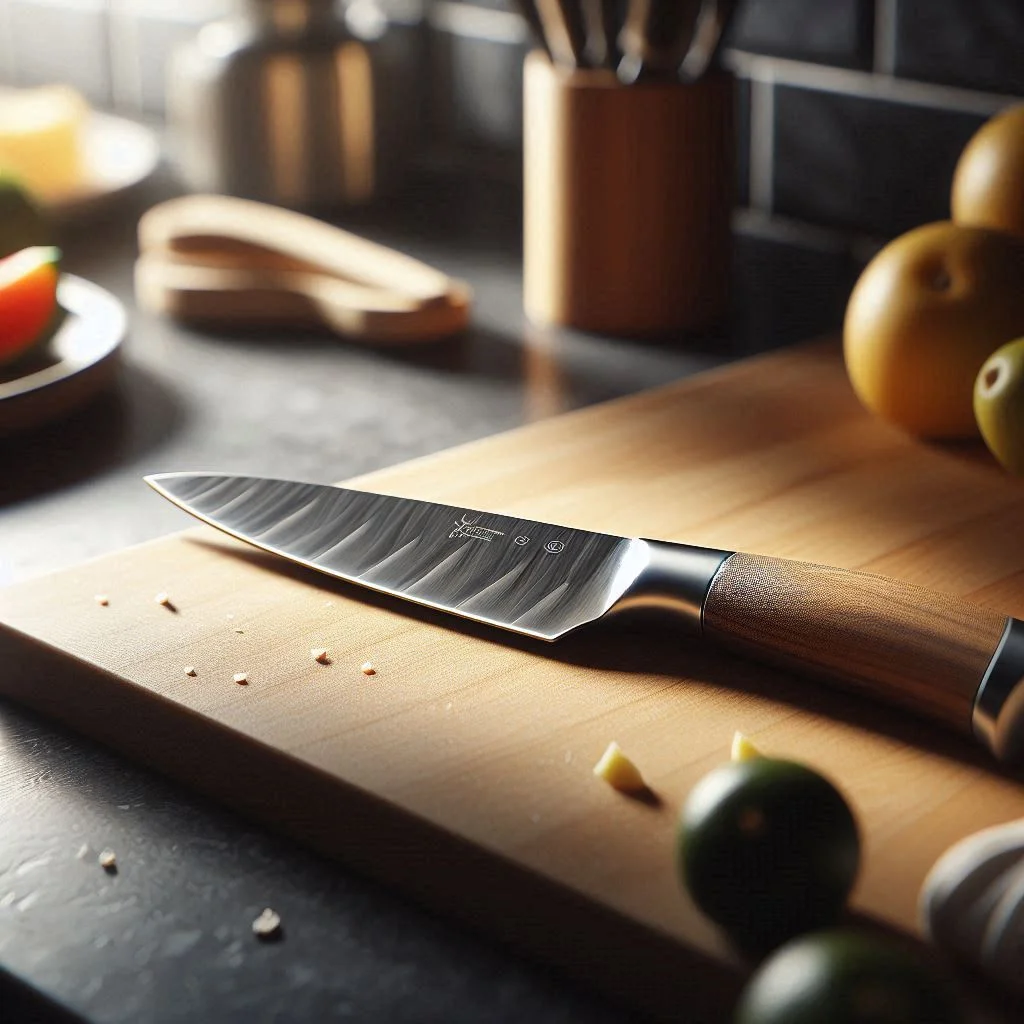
145,473,648,640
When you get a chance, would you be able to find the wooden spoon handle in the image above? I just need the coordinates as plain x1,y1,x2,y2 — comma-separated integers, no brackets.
138,195,456,307
701,552,1022,756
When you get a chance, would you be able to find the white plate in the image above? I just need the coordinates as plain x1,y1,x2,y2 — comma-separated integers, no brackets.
0,275,126,435
42,113,160,222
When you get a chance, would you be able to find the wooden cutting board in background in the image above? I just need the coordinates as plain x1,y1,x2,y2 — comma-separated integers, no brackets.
4,340,1024,1021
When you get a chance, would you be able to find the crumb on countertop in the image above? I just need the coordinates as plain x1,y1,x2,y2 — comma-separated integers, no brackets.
94,594,109,606
311,648,330,664
252,908,282,940
98,849,117,872
184,666,197,677
233,672,249,685
361,662,376,676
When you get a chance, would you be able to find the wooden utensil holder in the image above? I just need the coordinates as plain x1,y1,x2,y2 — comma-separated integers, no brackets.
523,52,735,337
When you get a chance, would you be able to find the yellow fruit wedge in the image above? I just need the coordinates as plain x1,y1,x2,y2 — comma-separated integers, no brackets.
0,85,88,198
593,741,646,793
731,731,762,762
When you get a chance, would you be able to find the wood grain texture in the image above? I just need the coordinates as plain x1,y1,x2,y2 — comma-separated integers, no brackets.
4,341,1024,1020
703,554,1010,732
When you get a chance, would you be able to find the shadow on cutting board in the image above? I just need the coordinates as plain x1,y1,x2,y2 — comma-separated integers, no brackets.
190,537,1007,780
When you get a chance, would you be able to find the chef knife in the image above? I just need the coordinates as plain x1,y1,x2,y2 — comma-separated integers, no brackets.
146,473,1024,765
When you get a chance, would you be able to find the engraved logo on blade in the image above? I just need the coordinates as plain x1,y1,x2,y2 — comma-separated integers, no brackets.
449,514,505,542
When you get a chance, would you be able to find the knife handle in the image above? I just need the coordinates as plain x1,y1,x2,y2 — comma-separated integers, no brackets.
699,551,1024,763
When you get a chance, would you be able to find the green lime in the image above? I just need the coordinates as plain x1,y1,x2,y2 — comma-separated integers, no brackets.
679,758,860,951
0,174,53,260
734,928,965,1023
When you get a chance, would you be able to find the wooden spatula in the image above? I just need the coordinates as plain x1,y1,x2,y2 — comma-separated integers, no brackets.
135,195,472,343
135,253,472,346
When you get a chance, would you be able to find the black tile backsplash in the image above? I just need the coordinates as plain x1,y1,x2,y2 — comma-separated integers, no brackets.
773,86,987,238
894,0,1024,95
4,0,1024,246
727,0,874,71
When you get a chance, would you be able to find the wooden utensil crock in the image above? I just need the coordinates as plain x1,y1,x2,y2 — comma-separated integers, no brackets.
523,51,734,337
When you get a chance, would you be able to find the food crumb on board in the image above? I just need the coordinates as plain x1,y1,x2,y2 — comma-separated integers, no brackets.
94,594,109,606
234,628,244,634
98,850,117,872
593,741,646,793
184,666,197,677
252,908,282,941
311,648,330,664
155,592,170,606
361,662,376,676
233,672,249,685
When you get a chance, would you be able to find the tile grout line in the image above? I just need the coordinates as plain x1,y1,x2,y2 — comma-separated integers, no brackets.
872,0,898,76
106,1,144,115
0,0,15,82
724,49,1013,117
748,71,775,215
430,0,530,44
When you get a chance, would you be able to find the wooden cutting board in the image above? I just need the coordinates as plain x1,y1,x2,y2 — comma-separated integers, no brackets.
4,340,1024,1021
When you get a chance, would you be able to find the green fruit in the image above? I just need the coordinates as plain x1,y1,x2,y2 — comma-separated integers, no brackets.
734,928,965,1024
975,337,1024,475
0,174,52,260
679,758,860,951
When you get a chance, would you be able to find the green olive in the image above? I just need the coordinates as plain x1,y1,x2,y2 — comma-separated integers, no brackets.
975,337,1024,475
678,758,860,952
734,928,965,1024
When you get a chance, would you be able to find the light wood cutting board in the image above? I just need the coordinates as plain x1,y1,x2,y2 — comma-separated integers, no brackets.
4,340,1024,1021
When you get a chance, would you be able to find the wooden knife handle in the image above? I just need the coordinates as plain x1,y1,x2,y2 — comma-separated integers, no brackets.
701,552,1023,756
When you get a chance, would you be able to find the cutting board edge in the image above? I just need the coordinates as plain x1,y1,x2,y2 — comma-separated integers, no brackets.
0,618,745,1023
343,337,842,492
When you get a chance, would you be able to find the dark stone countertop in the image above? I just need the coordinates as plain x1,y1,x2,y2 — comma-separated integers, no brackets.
0,170,857,1024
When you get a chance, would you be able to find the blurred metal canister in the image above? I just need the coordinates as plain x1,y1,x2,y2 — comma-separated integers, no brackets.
167,0,423,209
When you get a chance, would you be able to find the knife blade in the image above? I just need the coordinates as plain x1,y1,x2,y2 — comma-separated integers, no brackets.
146,473,1024,765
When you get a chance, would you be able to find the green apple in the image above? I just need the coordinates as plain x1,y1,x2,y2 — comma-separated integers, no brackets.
975,338,1024,474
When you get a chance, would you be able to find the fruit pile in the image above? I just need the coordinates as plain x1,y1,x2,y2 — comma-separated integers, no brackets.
844,104,1024,473
0,175,62,370
677,736,965,1022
